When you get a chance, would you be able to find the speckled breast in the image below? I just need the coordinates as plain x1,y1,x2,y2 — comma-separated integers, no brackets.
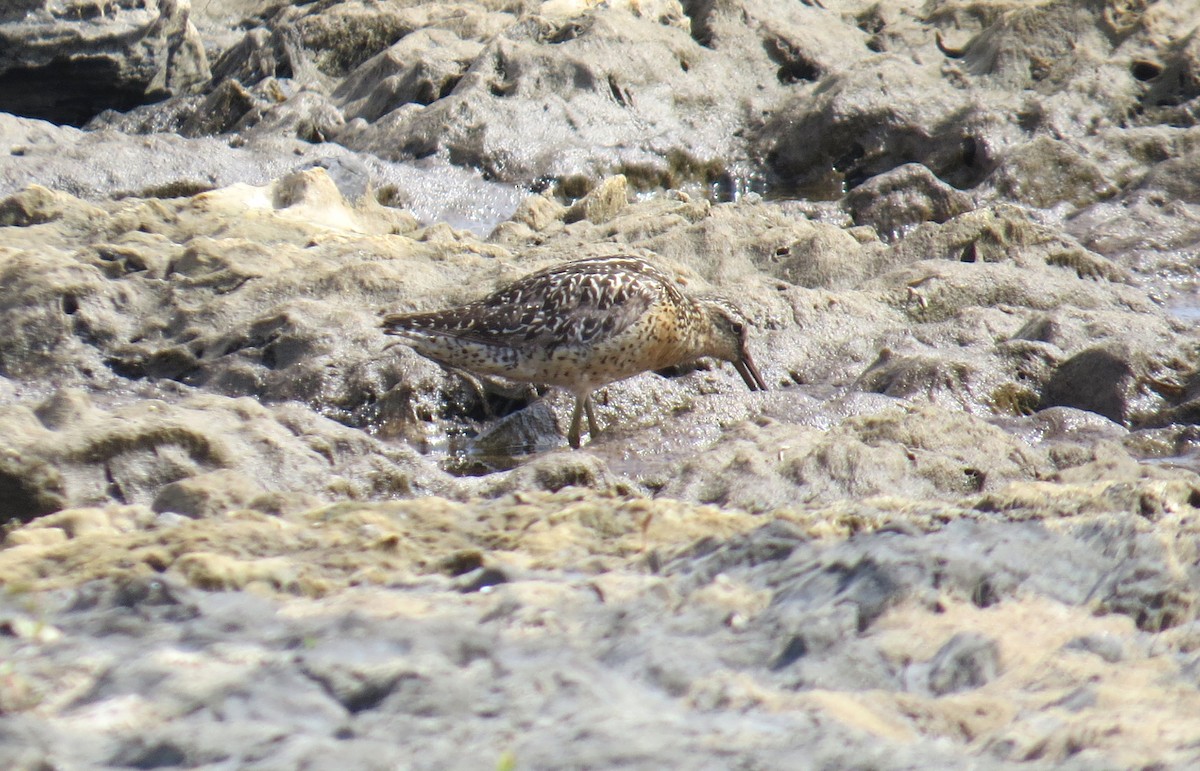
504,306,691,390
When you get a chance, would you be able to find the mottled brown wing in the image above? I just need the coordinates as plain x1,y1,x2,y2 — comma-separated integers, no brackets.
385,257,670,349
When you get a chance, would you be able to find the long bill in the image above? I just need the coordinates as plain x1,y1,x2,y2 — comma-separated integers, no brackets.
734,347,767,391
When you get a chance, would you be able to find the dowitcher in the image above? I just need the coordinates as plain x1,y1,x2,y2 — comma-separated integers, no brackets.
381,255,767,448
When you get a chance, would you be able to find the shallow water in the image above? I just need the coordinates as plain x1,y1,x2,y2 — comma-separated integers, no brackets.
1166,293,1200,323
370,154,525,236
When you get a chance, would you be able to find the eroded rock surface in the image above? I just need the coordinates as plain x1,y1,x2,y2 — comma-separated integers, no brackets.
4,0,1200,767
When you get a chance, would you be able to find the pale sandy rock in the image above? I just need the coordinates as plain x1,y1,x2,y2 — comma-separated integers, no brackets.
173,551,305,593
506,191,567,231
564,173,627,224
152,470,266,519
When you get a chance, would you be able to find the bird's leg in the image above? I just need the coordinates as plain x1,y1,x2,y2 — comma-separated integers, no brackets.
443,368,542,419
568,396,584,449
584,394,599,438
445,367,494,418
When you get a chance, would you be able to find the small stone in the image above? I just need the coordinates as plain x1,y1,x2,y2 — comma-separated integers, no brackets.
927,632,1000,696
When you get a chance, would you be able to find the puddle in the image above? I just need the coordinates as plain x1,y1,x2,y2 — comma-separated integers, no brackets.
1166,293,1200,323
1140,450,1200,474
441,430,558,477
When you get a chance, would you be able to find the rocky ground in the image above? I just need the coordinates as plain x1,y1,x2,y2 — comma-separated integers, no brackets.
3,0,1200,768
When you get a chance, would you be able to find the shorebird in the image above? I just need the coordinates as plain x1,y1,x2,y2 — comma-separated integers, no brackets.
381,255,767,448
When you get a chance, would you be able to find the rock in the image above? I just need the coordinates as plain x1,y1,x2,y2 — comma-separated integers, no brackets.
152,470,264,518
506,192,567,232
1093,561,1195,633
179,78,256,136
2,461,1200,768
1,0,1200,767
173,551,304,593
843,163,975,240
333,28,484,122
564,174,628,224
1064,635,1124,664
7,505,154,543
69,573,199,617
926,632,1001,695
453,565,510,593
0,445,67,523
0,0,211,126
333,6,785,186
298,650,416,714
1136,24,1200,126
761,219,880,289
884,205,1128,281
33,388,95,430
207,27,280,88
654,404,1056,513
757,55,990,193
488,450,627,496
0,389,455,516
0,183,104,227
1040,345,1144,425
986,135,1117,209
464,400,562,463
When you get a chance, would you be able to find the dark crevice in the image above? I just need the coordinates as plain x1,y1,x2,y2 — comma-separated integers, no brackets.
402,138,438,159
105,356,146,380
548,21,585,44
488,80,514,98
770,635,808,670
0,469,62,522
833,143,865,174
103,461,126,504
436,75,461,101
607,74,631,107
0,58,162,127
765,38,821,84
777,58,819,84
961,136,978,168
443,381,538,425
1131,60,1162,81
680,0,716,48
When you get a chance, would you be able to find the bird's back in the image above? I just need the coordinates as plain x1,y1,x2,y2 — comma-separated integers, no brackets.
382,256,693,388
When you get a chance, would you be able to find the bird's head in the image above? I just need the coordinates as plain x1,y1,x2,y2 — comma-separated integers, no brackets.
699,299,767,391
